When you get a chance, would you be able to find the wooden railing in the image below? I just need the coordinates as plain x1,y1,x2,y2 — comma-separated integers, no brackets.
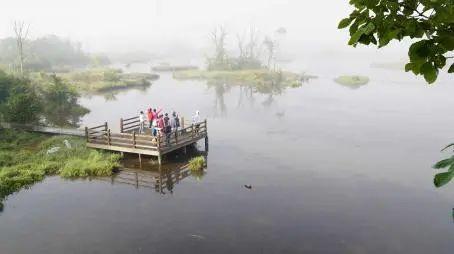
120,116,140,133
85,119,207,154
85,122,108,142
119,115,189,133
156,120,208,152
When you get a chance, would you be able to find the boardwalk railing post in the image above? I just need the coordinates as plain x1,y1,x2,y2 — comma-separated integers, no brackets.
104,122,108,132
85,127,89,142
120,118,124,133
181,117,185,129
107,129,111,145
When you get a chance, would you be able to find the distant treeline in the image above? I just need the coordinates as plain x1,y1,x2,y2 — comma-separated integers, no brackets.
0,35,110,72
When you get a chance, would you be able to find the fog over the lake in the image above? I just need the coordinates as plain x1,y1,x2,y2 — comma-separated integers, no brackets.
0,0,412,60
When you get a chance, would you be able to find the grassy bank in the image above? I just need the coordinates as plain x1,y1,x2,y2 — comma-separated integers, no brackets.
0,129,121,206
173,69,302,90
334,75,369,89
32,68,159,93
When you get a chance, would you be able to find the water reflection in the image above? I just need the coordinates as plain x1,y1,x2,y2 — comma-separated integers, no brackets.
207,73,308,115
98,146,208,195
207,81,229,117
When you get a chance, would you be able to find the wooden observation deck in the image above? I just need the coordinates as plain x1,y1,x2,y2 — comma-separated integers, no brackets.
85,116,208,164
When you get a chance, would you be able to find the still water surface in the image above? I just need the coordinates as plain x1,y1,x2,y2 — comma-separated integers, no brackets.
1,63,454,253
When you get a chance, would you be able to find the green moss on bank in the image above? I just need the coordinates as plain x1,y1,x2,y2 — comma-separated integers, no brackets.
0,129,121,205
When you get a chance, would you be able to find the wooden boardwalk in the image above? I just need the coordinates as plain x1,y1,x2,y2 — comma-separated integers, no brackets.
0,122,85,137
85,116,208,164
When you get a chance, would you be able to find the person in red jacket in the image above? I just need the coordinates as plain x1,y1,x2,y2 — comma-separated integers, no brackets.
147,108,153,128
150,108,162,136
157,114,165,136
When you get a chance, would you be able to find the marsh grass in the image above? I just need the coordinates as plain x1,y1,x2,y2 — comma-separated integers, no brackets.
0,129,121,205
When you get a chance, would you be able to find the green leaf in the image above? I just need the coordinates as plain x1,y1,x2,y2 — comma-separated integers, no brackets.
349,29,364,45
449,64,454,73
421,62,438,84
348,23,375,45
409,40,431,61
438,35,454,51
379,30,400,47
363,23,375,35
434,171,454,188
433,157,454,169
404,63,413,72
338,18,353,29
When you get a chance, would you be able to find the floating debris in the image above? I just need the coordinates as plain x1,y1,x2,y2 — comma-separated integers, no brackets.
189,234,206,240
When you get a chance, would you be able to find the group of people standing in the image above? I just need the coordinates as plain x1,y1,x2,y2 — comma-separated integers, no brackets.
137,108,201,138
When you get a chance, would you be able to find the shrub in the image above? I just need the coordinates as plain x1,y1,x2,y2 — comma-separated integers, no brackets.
188,156,205,171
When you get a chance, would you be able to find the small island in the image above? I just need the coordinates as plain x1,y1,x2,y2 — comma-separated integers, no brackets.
173,26,305,91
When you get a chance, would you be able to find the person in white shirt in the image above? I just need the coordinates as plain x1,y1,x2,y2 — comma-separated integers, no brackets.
139,111,145,134
192,110,201,133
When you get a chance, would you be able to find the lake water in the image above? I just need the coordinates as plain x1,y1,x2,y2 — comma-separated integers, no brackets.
1,62,454,253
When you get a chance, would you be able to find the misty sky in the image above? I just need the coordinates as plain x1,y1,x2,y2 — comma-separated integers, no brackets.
0,0,409,59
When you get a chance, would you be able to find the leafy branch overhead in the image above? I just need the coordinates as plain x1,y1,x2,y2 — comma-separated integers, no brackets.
339,0,454,83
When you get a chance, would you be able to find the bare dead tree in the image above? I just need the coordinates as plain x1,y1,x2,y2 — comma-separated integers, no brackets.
13,21,30,76
263,36,275,70
236,33,246,59
246,25,260,60
209,25,228,69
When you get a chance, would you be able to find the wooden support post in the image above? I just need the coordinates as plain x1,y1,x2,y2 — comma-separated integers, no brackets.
158,154,162,165
135,172,139,188
205,136,209,152
104,122,108,132
138,153,142,168
132,131,136,148
120,118,124,133
85,127,89,142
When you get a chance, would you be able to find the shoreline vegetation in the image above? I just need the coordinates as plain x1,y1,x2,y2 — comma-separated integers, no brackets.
31,68,159,93
0,129,121,208
173,69,304,89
